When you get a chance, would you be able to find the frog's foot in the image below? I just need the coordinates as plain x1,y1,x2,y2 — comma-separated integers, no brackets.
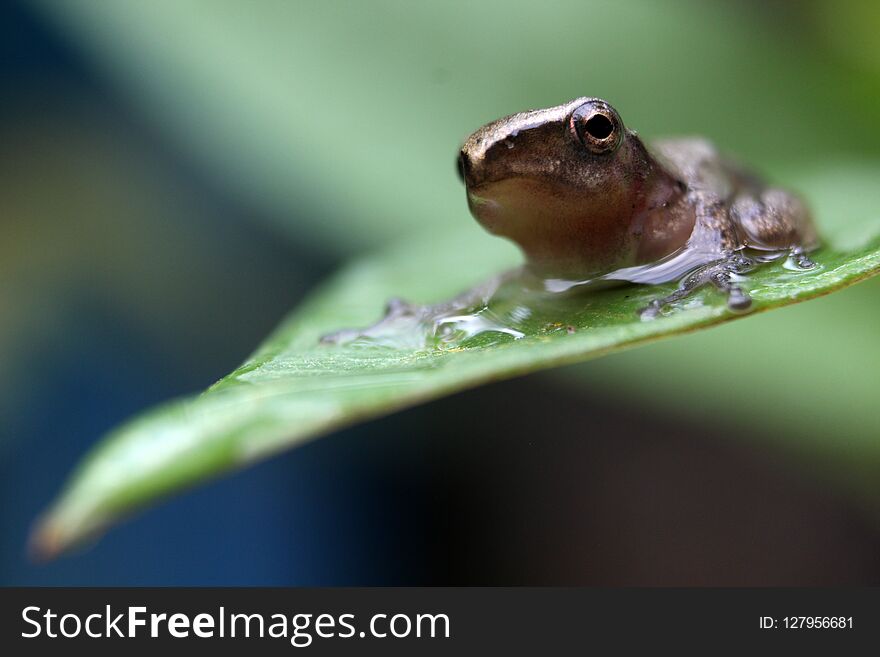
789,246,816,270
639,253,755,319
318,327,359,345
319,297,419,344
381,297,419,319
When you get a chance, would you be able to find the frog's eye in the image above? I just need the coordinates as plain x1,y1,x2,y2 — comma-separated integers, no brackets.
570,102,622,154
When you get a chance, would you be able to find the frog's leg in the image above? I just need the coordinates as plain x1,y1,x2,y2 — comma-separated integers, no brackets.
789,245,816,270
732,189,819,270
319,297,420,344
320,270,519,344
638,252,755,319
639,191,758,318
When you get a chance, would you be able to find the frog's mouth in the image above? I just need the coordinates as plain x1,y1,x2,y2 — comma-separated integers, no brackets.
464,187,504,234
464,176,554,235
458,145,571,238
459,148,503,231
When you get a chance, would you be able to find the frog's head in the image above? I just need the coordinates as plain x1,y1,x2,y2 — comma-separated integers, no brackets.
459,97,679,279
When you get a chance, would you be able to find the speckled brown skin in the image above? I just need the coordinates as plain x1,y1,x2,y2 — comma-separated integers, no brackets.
459,98,818,310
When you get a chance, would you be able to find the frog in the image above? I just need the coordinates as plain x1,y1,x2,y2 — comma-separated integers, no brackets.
322,97,818,344
458,97,818,315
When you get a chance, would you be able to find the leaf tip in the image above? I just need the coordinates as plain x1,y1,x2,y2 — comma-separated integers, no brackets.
27,521,60,563
28,513,80,563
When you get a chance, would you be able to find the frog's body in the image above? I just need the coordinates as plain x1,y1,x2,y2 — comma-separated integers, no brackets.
458,97,818,313
651,136,816,265
322,98,818,344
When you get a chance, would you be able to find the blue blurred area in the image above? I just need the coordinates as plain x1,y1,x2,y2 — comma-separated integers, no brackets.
0,0,405,585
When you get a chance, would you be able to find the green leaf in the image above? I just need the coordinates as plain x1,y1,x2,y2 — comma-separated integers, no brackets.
32,204,880,558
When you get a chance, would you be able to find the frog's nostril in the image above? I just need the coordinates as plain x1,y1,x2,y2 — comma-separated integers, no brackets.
457,149,472,184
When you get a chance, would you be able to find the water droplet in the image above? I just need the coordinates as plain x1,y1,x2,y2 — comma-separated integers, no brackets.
321,246,822,349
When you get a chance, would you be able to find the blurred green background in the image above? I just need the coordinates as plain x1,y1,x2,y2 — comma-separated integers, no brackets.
2,0,879,584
